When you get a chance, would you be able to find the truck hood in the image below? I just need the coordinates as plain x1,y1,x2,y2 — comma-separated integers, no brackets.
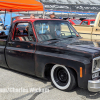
50,37,100,58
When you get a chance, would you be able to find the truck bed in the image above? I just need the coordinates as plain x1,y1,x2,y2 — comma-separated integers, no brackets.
73,25,94,39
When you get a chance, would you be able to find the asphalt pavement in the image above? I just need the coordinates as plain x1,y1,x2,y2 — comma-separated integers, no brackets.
0,67,100,100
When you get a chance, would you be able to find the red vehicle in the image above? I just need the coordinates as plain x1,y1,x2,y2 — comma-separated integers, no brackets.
0,18,100,92
68,19,82,25
80,19,95,25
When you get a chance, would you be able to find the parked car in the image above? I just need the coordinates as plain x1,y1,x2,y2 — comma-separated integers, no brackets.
68,19,82,25
80,19,95,25
0,18,100,92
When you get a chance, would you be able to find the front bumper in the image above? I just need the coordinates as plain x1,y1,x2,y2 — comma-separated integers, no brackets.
88,79,100,92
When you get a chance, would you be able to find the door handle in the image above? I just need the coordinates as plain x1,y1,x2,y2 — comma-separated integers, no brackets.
8,42,15,45
96,29,100,31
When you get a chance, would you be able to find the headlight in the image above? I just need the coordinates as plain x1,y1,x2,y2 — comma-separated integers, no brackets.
92,72,99,79
93,60,98,70
92,57,100,73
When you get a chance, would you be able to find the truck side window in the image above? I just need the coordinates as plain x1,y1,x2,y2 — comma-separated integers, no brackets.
13,22,35,42
90,21,95,25
81,21,88,25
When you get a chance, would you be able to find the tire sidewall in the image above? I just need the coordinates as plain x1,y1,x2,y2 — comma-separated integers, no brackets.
51,64,71,90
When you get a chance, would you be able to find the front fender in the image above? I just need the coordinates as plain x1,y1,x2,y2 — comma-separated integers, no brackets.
35,51,92,89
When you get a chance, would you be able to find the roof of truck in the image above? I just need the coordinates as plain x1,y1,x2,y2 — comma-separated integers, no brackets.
13,18,63,23
82,19,95,21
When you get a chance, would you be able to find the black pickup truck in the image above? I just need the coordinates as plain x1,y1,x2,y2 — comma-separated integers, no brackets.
0,18,100,92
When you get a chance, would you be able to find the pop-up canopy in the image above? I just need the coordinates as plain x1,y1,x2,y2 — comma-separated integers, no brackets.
0,0,44,12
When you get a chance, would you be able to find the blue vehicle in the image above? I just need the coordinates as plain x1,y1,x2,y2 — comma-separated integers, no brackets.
0,13,23,36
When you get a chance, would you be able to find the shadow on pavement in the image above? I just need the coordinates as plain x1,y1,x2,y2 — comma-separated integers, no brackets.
0,66,49,84
74,87,100,99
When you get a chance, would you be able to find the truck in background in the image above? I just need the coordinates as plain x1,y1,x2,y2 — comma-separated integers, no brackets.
73,12,100,41
80,19,95,25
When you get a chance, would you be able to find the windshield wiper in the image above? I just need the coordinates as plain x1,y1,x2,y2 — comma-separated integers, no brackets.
43,38,60,44
44,38,62,41
48,38,59,41
68,36,76,38
63,35,76,39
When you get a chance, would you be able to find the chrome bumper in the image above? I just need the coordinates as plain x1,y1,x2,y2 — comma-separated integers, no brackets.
88,79,100,92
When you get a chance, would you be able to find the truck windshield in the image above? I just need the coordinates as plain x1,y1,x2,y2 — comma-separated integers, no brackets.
34,20,79,41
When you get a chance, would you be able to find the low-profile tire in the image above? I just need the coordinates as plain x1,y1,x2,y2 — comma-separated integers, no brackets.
50,64,77,91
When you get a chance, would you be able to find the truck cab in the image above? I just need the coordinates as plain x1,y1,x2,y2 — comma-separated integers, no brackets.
80,19,95,25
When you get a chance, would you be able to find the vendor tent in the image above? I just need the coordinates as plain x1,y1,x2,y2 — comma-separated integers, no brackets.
0,0,43,12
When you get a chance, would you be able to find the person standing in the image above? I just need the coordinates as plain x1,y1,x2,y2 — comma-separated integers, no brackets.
26,14,35,32
30,14,35,19
49,12,57,19
73,17,75,19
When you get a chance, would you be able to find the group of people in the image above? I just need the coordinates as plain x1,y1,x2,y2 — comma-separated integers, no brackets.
29,12,57,19
29,12,75,20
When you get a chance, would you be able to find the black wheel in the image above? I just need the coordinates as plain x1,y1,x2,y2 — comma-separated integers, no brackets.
51,64,77,91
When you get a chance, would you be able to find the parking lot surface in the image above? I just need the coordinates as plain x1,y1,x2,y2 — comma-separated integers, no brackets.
0,67,100,100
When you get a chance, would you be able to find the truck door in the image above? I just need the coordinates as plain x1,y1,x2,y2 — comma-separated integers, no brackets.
92,12,100,40
5,22,36,75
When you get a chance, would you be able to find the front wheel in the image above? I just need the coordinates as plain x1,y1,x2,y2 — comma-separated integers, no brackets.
51,64,77,91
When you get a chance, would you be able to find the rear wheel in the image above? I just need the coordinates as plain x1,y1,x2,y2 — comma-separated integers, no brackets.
51,64,77,91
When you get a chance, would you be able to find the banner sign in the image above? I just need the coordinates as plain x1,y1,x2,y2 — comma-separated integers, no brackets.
71,5,100,12
43,3,100,12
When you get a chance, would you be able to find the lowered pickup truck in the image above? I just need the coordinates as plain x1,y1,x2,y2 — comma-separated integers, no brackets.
0,18,100,92
73,12,100,41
